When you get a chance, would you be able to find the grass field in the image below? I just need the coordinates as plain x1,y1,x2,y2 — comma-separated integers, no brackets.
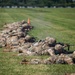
0,8,75,75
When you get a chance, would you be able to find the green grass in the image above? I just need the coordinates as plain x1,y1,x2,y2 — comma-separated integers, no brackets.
0,8,75,75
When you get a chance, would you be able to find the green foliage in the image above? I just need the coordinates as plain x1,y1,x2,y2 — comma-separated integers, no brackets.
0,0,75,7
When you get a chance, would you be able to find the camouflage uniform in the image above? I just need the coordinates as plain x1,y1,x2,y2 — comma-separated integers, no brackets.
47,44,66,56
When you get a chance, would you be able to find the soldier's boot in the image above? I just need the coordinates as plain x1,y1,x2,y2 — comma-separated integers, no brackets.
20,59,30,65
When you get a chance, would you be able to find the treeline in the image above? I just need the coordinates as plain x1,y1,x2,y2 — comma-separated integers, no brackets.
0,0,75,7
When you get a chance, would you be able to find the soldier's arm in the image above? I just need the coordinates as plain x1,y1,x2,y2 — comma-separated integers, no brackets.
47,49,55,56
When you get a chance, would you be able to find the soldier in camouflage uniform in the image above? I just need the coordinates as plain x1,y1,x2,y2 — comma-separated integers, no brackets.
21,51,75,65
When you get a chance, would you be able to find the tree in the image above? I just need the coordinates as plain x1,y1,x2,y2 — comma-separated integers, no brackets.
0,0,75,7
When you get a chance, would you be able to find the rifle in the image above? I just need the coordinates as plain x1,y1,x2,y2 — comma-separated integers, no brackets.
57,42,75,51
64,44,75,51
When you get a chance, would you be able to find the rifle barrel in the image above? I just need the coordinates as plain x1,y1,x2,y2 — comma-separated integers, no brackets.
69,45,75,46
